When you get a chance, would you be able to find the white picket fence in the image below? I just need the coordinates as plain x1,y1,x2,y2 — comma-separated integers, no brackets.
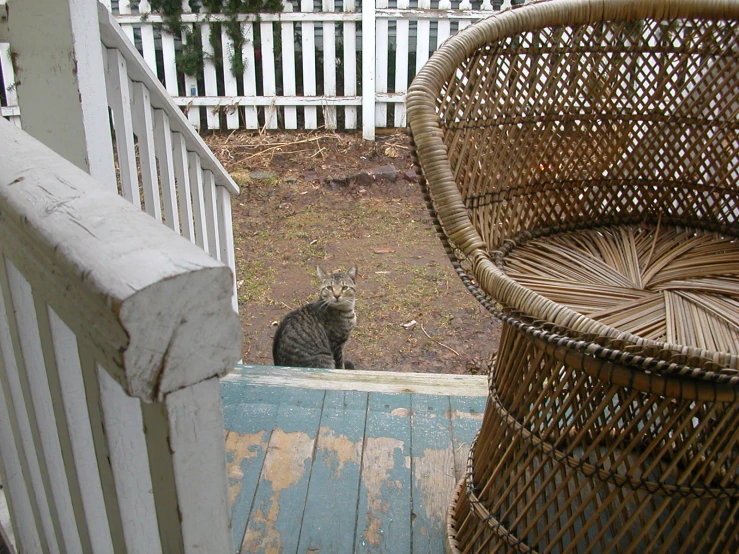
0,0,517,140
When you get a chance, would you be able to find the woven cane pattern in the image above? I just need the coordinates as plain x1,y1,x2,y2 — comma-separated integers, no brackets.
407,1,739,552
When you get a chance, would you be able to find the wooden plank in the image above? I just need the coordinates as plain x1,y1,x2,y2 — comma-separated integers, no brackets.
240,388,325,554
221,383,283,549
449,395,487,481
322,0,337,130
171,132,196,243
260,22,278,129
222,26,240,130
202,170,221,260
355,392,412,554
241,22,259,129
188,152,210,253
301,0,318,129
139,1,157,75
410,394,455,553
106,48,141,209
153,109,181,234
297,390,368,553
280,1,298,129
174,95,363,107
132,82,163,222
182,25,201,130
343,0,358,129
97,368,163,553
394,0,410,127
374,0,389,128
457,0,473,32
223,365,489,397
202,23,220,130
437,0,452,48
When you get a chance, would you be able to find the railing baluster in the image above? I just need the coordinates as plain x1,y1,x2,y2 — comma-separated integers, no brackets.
106,48,141,209
46,309,116,554
216,187,238,313
395,0,411,127
132,82,163,222
172,132,196,243
375,0,389,128
281,1,298,130
154,109,181,234
98,368,163,553
203,171,221,260
188,152,210,253
0,259,61,554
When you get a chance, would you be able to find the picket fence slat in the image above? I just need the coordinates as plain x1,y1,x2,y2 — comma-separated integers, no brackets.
395,0,410,128
222,28,240,130
242,22,260,129
301,0,318,129
202,23,220,130
375,0,389,128
323,0,337,130
281,1,298,130
261,22,278,129
343,0,358,129
0,42,21,128
162,32,179,96
182,24,201,130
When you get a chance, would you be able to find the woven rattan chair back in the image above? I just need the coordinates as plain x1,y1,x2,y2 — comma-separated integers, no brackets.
407,1,739,552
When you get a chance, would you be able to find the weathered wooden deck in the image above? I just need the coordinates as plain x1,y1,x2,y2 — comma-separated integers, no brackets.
221,365,488,554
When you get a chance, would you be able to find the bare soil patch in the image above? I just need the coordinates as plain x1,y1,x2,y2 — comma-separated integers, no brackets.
206,130,500,374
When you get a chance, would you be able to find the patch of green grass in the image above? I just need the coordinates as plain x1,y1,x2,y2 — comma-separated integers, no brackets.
237,259,276,304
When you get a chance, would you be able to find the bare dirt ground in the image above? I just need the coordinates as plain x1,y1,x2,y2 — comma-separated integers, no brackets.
206,129,500,374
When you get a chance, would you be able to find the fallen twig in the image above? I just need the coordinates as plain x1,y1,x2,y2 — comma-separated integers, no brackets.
420,323,461,356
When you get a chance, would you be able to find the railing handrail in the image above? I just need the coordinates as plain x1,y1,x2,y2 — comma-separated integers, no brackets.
97,3,239,196
0,116,241,402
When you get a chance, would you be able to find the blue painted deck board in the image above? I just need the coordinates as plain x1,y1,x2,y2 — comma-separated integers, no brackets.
221,366,487,554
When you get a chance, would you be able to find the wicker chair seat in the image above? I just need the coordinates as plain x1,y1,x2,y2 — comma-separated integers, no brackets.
406,1,739,552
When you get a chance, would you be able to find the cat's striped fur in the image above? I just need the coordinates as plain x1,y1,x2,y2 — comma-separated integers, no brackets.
272,266,357,369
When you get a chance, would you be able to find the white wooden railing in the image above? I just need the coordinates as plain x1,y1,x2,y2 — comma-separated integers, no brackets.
1,0,517,140
0,116,241,554
1,1,239,311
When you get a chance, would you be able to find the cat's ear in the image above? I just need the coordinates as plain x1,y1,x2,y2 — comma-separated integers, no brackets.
316,266,327,280
348,266,357,280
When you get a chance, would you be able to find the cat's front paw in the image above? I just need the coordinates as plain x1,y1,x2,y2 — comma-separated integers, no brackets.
343,360,355,370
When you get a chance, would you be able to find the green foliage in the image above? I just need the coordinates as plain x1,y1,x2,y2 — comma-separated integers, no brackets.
149,0,284,77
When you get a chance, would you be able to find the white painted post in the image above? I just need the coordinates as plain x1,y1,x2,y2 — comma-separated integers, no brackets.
260,21,278,129
458,0,474,32
117,0,136,42
281,1,298,129
202,23,220,130
7,0,116,188
182,3,201,130
343,0,358,129
242,22,260,129
395,0,411,127
162,30,179,95
362,0,377,140
301,0,318,129
375,0,388,127
323,0,338,130
222,26,241,129
437,0,452,48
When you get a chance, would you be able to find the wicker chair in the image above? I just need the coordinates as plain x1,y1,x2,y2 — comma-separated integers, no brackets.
406,0,739,552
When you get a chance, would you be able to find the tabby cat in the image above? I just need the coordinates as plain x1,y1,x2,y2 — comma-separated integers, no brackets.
272,266,357,369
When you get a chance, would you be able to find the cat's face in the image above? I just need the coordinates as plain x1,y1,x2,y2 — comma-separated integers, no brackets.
317,266,357,308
